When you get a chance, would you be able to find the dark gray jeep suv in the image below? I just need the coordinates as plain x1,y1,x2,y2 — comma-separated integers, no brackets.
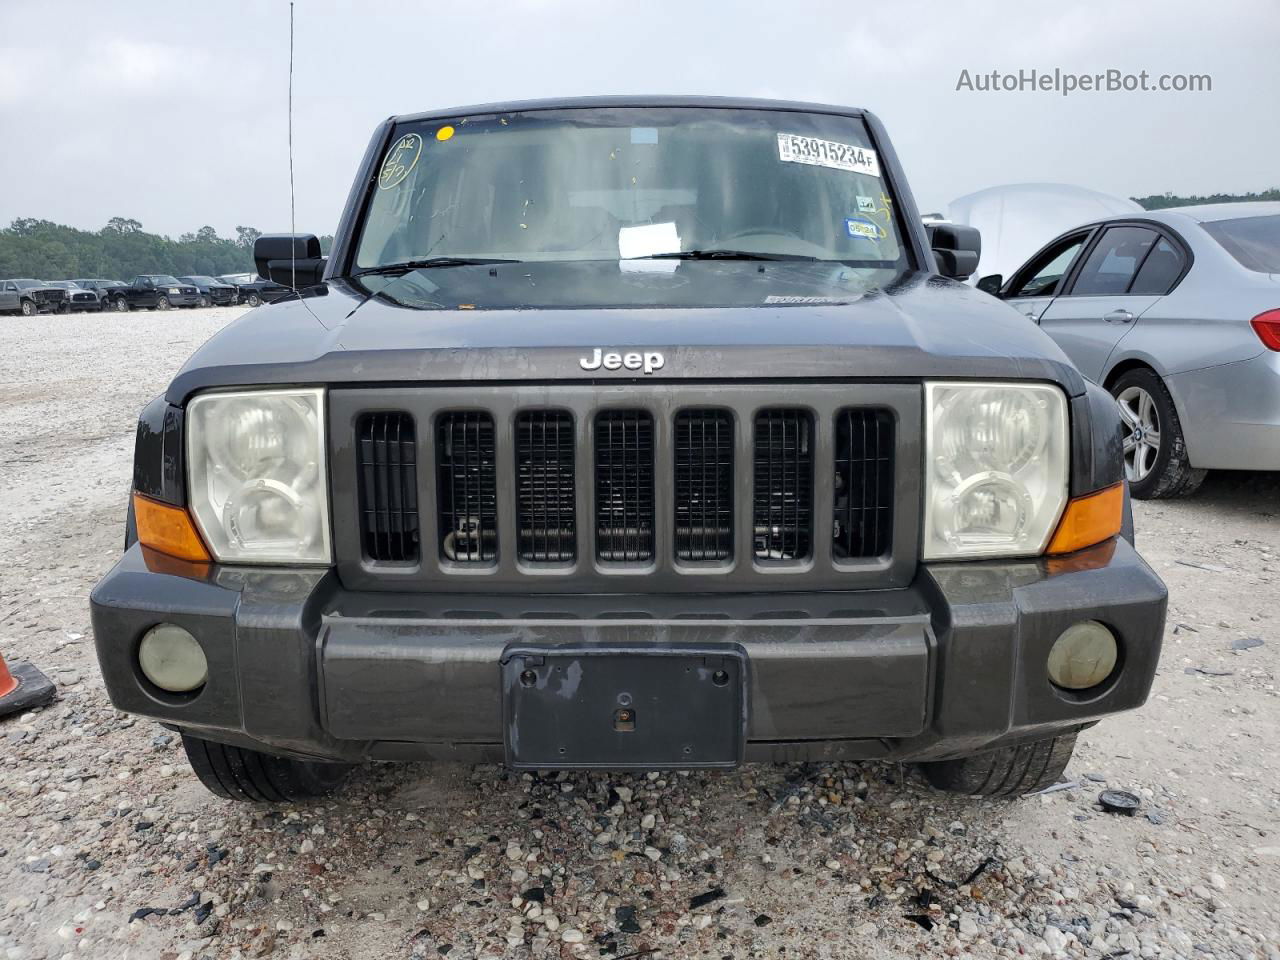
90,98,1167,803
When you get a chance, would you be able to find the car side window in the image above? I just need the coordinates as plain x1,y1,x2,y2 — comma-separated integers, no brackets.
1008,234,1088,299
1067,226,1159,297
1128,236,1185,295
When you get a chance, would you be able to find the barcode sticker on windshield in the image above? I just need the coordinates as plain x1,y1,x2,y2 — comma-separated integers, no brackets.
777,133,880,178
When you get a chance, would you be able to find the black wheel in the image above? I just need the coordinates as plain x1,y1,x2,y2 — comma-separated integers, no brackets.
156,295,171,311
1110,368,1205,500
181,734,353,803
920,732,1077,797
20,299,36,316
246,292,262,307
198,294,211,308
113,297,129,312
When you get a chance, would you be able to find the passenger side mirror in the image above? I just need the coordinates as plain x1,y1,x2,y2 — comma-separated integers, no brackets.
926,223,981,280
255,233,327,288
976,273,1004,296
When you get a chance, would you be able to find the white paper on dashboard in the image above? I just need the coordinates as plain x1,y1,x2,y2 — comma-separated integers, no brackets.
618,221,681,259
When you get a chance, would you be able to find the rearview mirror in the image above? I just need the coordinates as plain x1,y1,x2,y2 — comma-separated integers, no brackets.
255,233,326,288
926,223,981,280
976,273,1004,296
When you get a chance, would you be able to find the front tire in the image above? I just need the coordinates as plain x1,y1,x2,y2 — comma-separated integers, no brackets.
156,295,171,311
246,292,262,307
920,732,1077,797
1111,368,1205,500
113,297,129,312
181,734,353,803
20,299,36,316
198,294,211,308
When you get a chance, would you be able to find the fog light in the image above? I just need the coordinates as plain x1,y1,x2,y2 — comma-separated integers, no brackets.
1047,621,1117,691
138,624,207,693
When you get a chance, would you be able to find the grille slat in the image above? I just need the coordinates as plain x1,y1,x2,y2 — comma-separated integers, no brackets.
674,410,734,562
833,408,894,560
753,409,813,561
516,411,576,562
595,411,655,562
356,412,419,563
437,412,497,562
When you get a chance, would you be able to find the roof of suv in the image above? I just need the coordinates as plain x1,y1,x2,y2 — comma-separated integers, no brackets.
394,95,870,124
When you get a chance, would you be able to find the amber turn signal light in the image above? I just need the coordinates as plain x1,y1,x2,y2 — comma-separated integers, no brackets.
1047,483,1123,555
133,493,212,564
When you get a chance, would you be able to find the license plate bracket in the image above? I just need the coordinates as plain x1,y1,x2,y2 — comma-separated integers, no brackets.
501,644,747,770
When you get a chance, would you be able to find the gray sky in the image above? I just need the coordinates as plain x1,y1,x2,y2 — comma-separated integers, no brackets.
1,0,1276,239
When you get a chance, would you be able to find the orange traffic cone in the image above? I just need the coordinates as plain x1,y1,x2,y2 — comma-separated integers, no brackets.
0,652,55,719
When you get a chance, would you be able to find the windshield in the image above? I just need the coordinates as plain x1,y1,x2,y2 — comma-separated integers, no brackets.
185,276,215,284
149,275,182,285
353,106,911,305
1202,214,1280,273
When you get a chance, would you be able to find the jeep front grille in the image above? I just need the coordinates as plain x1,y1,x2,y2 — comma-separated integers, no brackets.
356,412,420,563
335,384,916,593
833,408,894,559
752,409,813,561
595,410,655,563
673,410,734,561
516,410,576,563
436,412,497,563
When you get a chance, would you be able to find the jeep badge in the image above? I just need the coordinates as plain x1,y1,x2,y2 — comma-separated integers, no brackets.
579,348,665,374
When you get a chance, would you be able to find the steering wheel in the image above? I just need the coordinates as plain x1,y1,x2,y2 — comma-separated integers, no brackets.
716,226,806,244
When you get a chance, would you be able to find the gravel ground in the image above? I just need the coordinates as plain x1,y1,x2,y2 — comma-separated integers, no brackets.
1,307,1278,960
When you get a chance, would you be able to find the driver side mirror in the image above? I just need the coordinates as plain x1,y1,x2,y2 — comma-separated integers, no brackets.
255,233,327,288
926,223,981,280
976,273,1004,296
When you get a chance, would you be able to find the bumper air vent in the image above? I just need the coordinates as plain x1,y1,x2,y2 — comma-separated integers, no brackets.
515,410,576,562
673,409,734,562
436,411,497,563
594,410,655,562
833,408,894,560
752,409,814,561
356,412,420,563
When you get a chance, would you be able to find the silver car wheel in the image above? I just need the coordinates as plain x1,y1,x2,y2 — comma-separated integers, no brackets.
1117,385,1161,483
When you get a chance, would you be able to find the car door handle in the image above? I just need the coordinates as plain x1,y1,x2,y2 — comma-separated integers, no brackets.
1104,309,1135,324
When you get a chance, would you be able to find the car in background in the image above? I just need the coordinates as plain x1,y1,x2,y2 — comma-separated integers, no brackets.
45,280,103,312
0,278,67,315
215,272,288,307
177,276,238,308
980,202,1280,498
74,279,130,311
113,275,201,311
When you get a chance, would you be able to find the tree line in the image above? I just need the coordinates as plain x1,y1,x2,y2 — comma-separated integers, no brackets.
0,218,332,281
1133,188,1280,210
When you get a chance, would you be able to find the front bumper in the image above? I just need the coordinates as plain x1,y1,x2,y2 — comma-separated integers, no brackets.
90,538,1166,766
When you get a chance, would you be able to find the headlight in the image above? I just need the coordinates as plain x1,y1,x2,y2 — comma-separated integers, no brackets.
186,388,331,564
169,287,181,294
924,382,1068,560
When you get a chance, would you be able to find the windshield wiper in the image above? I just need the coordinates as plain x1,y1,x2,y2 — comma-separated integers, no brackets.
634,249,821,262
352,257,522,277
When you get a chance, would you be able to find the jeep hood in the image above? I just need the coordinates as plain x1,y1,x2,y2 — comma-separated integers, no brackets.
167,267,1085,403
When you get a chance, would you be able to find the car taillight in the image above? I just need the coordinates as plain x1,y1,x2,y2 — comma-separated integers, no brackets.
1252,309,1280,351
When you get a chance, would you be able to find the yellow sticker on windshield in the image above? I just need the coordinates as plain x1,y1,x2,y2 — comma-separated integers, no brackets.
437,125,455,142
378,133,423,190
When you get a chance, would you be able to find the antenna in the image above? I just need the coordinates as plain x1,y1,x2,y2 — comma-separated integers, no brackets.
288,0,296,291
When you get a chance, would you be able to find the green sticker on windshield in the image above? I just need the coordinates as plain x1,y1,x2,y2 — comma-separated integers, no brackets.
378,133,423,190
